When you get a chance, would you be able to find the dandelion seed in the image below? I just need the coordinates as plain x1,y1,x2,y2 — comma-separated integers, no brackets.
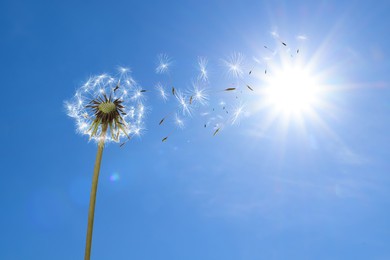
113,82,120,92
130,86,147,102
197,56,208,81
118,66,131,74
246,85,253,91
190,83,208,106
249,70,252,75
172,87,176,96
155,83,168,101
162,136,168,142
222,52,244,78
175,90,192,116
174,113,185,129
213,128,220,136
225,87,236,91
159,117,166,125
231,104,245,125
156,53,172,74
297,49,299,54
189,96,193,104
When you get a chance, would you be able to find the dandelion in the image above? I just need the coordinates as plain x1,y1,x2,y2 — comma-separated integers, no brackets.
65,67,146,260
197,56,209,82
222,52,245,78
155,53,172,74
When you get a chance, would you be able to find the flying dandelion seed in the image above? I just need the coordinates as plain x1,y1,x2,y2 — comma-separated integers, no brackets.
156,53,172,74
222,52,245,78
155,83,168,101
159,117,166,125
231,104,245,125
174,113,185,129
175,90,192,116
190,82,209,106
246,85,254,91
197,56,209,82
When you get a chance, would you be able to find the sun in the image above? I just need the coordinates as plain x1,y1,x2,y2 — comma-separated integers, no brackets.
263,62,321,116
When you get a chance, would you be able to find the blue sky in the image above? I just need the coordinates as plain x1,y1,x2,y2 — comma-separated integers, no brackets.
1,0,390,259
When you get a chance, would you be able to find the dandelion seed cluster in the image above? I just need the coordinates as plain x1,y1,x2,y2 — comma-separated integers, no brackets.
65,68,146,143
67,32,305,143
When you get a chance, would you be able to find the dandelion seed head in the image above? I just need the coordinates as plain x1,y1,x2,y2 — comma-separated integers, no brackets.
156,53,172,74
222,52,245,78
65,68,147,144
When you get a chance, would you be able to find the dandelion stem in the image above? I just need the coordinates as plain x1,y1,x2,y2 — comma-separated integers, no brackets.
84,123,108,260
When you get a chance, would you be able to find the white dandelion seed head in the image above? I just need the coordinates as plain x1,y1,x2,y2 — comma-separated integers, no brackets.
197,56,209,82
65,67,147,144
155,82,169,101
222,52,245,78
155,53,172,74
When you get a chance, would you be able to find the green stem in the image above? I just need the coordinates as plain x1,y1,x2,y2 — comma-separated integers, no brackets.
84,124,108,260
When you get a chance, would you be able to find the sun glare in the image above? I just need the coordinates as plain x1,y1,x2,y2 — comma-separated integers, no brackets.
263,63,320,116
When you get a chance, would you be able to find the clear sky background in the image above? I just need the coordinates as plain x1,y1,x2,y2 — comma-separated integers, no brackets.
1,0,389,259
